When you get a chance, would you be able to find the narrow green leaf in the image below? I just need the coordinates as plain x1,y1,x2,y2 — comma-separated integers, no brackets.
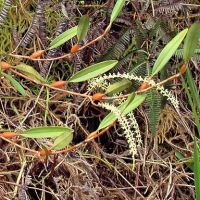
69,60,118,82
20,126,73,138
183,23,200,62
98,94,146,130
122,94,146,115
175,151,194,171
77,15,90,43
13,64,45,83
49,26,78,50
105,79,132,95
3,73,27,96
181,76,200,136
186,68,200,113
52,131,73,150
110,0,126,23
151,28,188,76
194,139,200,200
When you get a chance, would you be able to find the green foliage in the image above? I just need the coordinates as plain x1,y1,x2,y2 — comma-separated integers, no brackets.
175,49,200,61
13,64,45,83
52,131,73,150
49,26,78,49
69,60,118,82
194,139,200,200
183,23,200,63
100,29,133,61
2,72,27,96
110,0,126,24
145,90,161,135
21,126,73,150
20,126,73,138
98,94,146,130
151,29,188,76
181,69,200,136
77,15,90,43
105,79,132,96
0,2,200,198
175,151,194,171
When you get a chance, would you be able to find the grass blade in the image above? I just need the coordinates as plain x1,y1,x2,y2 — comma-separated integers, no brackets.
194,139,200,200
183,23,200,62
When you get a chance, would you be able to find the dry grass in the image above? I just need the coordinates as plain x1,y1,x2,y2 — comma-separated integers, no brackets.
0,81,196,199
1,0,200,199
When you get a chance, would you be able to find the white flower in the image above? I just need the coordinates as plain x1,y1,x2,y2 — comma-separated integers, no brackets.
99,102,142,163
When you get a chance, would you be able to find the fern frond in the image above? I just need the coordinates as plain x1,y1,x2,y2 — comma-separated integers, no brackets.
145,15,171,43
175,48,200,61
146,90,162,135
129,61,148,90
0,0,13,27
12,26,21,46
38,1,47,47
115,17,133,26
100,28,133,61
156,1,184,15
134,20,147,48
113,51,134,73
42,20,69,76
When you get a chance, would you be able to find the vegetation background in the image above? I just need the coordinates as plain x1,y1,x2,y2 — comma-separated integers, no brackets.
0,0,200,199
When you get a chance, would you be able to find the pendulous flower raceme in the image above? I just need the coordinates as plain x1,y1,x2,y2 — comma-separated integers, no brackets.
87,72,179,110
98,102,142,164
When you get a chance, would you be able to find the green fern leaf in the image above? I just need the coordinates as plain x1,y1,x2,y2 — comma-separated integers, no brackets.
146,90,162,135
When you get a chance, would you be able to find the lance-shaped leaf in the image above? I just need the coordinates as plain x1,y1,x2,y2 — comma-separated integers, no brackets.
69,60,118,82
14,64,45,83
20,126,73,138
98,94,146,130
183,23,200,63
194,139,200,200
77,15,90,43
110,0,126,24
151,28,188,76
49,26,78,49
105,79,132,95
2,73,27,96
52,131,73,150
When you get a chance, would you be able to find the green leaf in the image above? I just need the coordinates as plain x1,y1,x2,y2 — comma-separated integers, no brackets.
69,60,118,82
20,126,73,138
194,139,200,200
49,26,78,50
77,15,90,43
185,68,200,114
2,73,27,96
52,131,73,150
122,94,146,115
175,151,194,171
105,79,132,95
151,28,188,76
13,64,45,83
98,94,146,130
110,0,126,24
183,23,200,62
181,75,200,136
